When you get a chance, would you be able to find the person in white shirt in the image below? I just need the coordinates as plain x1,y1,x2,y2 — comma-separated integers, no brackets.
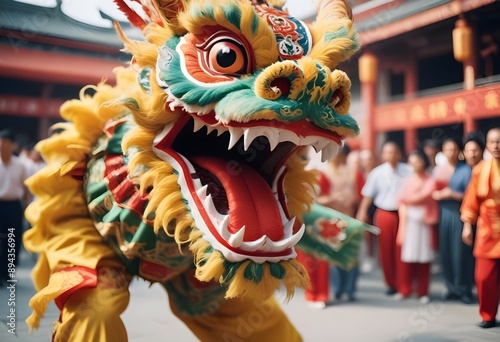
357,141,412,295
0,129,29,284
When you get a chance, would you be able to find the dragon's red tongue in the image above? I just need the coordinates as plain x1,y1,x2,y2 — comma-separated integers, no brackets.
191,156,283,242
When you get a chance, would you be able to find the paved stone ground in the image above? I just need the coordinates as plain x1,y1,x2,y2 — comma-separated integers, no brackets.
1,251,499,341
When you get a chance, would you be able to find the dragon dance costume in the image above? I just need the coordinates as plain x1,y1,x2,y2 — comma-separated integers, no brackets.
23,0,374,340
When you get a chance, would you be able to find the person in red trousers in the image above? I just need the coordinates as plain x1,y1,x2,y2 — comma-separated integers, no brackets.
461,127,500,329
357,142,412,295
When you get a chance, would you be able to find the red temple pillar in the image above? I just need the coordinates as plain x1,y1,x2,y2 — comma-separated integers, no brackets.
404,55,418,100
464,116,478,133
359,52,378,152
404,127,417,156
404,55,418,153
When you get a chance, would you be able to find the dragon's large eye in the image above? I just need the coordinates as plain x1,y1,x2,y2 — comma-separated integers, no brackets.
207,40,249,75
180,29,254,83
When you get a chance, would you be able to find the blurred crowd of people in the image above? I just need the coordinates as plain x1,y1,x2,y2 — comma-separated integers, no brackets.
0,129,45,285
299,127,500,329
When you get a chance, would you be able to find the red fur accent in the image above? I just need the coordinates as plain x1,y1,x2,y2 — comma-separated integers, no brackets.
113,0,147,29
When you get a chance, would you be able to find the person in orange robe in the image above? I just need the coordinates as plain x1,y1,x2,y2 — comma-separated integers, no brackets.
460,127,500,329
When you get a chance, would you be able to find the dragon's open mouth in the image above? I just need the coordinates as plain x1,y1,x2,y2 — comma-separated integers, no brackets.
153,112,341,263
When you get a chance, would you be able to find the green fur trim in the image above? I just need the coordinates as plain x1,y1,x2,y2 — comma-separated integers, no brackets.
222,259,242,282
251,14,260,34
269,263,286,279
215,89,302,120
121,97,140,110
138,68,151,94
221,259,285,284
243,263,263,283
324,28,360,56
191,6,215,21
223,4,242,30
166,36,181,49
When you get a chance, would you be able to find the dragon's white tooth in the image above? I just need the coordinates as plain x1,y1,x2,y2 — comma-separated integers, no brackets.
228,226,246,248
278,130,300,145
258,236,274,252
283,217,296,238
320,145,329,162
269,235,292,252
201,192,221,222
286,223,305,248
216,127,227,136
192,178,203,190
219,216,231,240
214,211,226,224
196,184,209,199
325,141,340,161
271,166,286,194
228,135,240,150
265,130,280,151
320,141,339,162
206,126,216,135
203,194,213,208
278,201,288,222
193,118,204,132
239,235,266,251
227,127,243,150
207,200,220,219
312,138,329,153
243,128,260,151
299,135,319,146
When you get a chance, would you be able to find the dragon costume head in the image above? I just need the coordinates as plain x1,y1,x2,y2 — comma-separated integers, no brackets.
24,2,361,319
111,0,360,299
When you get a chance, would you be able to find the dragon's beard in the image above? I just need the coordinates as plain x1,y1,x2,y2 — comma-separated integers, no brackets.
189,228,310,300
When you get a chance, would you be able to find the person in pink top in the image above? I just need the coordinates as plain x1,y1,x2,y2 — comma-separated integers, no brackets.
395,150,438,304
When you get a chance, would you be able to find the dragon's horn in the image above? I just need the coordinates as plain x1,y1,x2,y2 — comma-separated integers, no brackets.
114,0,187,34
308,0,359,69
113,0,148,29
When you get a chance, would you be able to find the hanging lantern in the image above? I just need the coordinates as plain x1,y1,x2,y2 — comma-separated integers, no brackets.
452,18,472,62
358,52,378,84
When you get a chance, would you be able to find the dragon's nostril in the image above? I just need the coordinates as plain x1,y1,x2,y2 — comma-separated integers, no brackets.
270,77,291,97
331,89,343,107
